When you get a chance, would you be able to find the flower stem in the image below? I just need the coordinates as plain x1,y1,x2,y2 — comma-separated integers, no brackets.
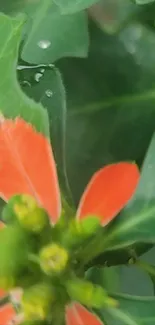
77,229,107,268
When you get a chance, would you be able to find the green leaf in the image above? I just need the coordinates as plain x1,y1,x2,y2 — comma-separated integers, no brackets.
18,63,72,201
101,293,155,325
58,21,155,204
101,307,139,325
0,13,49,136
105,132,155,251
54,0,99,14
21,1,89,64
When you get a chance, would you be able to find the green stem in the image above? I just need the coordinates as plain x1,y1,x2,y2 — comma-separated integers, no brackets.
77,229,107,268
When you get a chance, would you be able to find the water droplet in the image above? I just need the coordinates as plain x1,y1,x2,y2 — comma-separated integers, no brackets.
45,89,53,98
35,72,43,82
21,80,31,87
38,40,51,49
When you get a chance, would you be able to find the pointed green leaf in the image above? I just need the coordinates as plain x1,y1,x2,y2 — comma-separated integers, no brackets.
18,63,72,201
0,13,49,136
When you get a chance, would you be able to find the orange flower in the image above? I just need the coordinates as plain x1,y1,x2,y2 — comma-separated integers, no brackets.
0,118,140,325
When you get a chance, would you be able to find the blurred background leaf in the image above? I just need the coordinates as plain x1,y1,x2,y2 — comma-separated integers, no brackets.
88,0,139,34
57,21,155,205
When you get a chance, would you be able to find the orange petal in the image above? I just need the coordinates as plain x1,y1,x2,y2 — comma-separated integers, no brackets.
77,162,140,226
0,304,16,325
66,303,103,325
0,117,61,223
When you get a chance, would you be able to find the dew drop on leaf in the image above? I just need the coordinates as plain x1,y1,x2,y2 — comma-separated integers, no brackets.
21,80,31,87
45,89,53,98
38,40,51,49
35,72,43,82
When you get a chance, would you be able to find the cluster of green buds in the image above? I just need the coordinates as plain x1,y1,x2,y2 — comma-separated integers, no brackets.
0,194,117,324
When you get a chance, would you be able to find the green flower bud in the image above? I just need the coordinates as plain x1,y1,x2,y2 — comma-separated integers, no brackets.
39,243,69,275
61,216,100,247
14,194,49,233
21,283,54,321
79,216,100,236
69,216,100,237
66,278,117,308
0,225,30,280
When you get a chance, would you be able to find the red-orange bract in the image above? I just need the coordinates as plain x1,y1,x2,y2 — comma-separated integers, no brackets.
0,304,16,324
0,117,140,325
0,118,60,223
66,303,103,325
77,162,139,225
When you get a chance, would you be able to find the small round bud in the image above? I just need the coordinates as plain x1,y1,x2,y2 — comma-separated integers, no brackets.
14,195,49,233
39,243,69,275
21,283,54,321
